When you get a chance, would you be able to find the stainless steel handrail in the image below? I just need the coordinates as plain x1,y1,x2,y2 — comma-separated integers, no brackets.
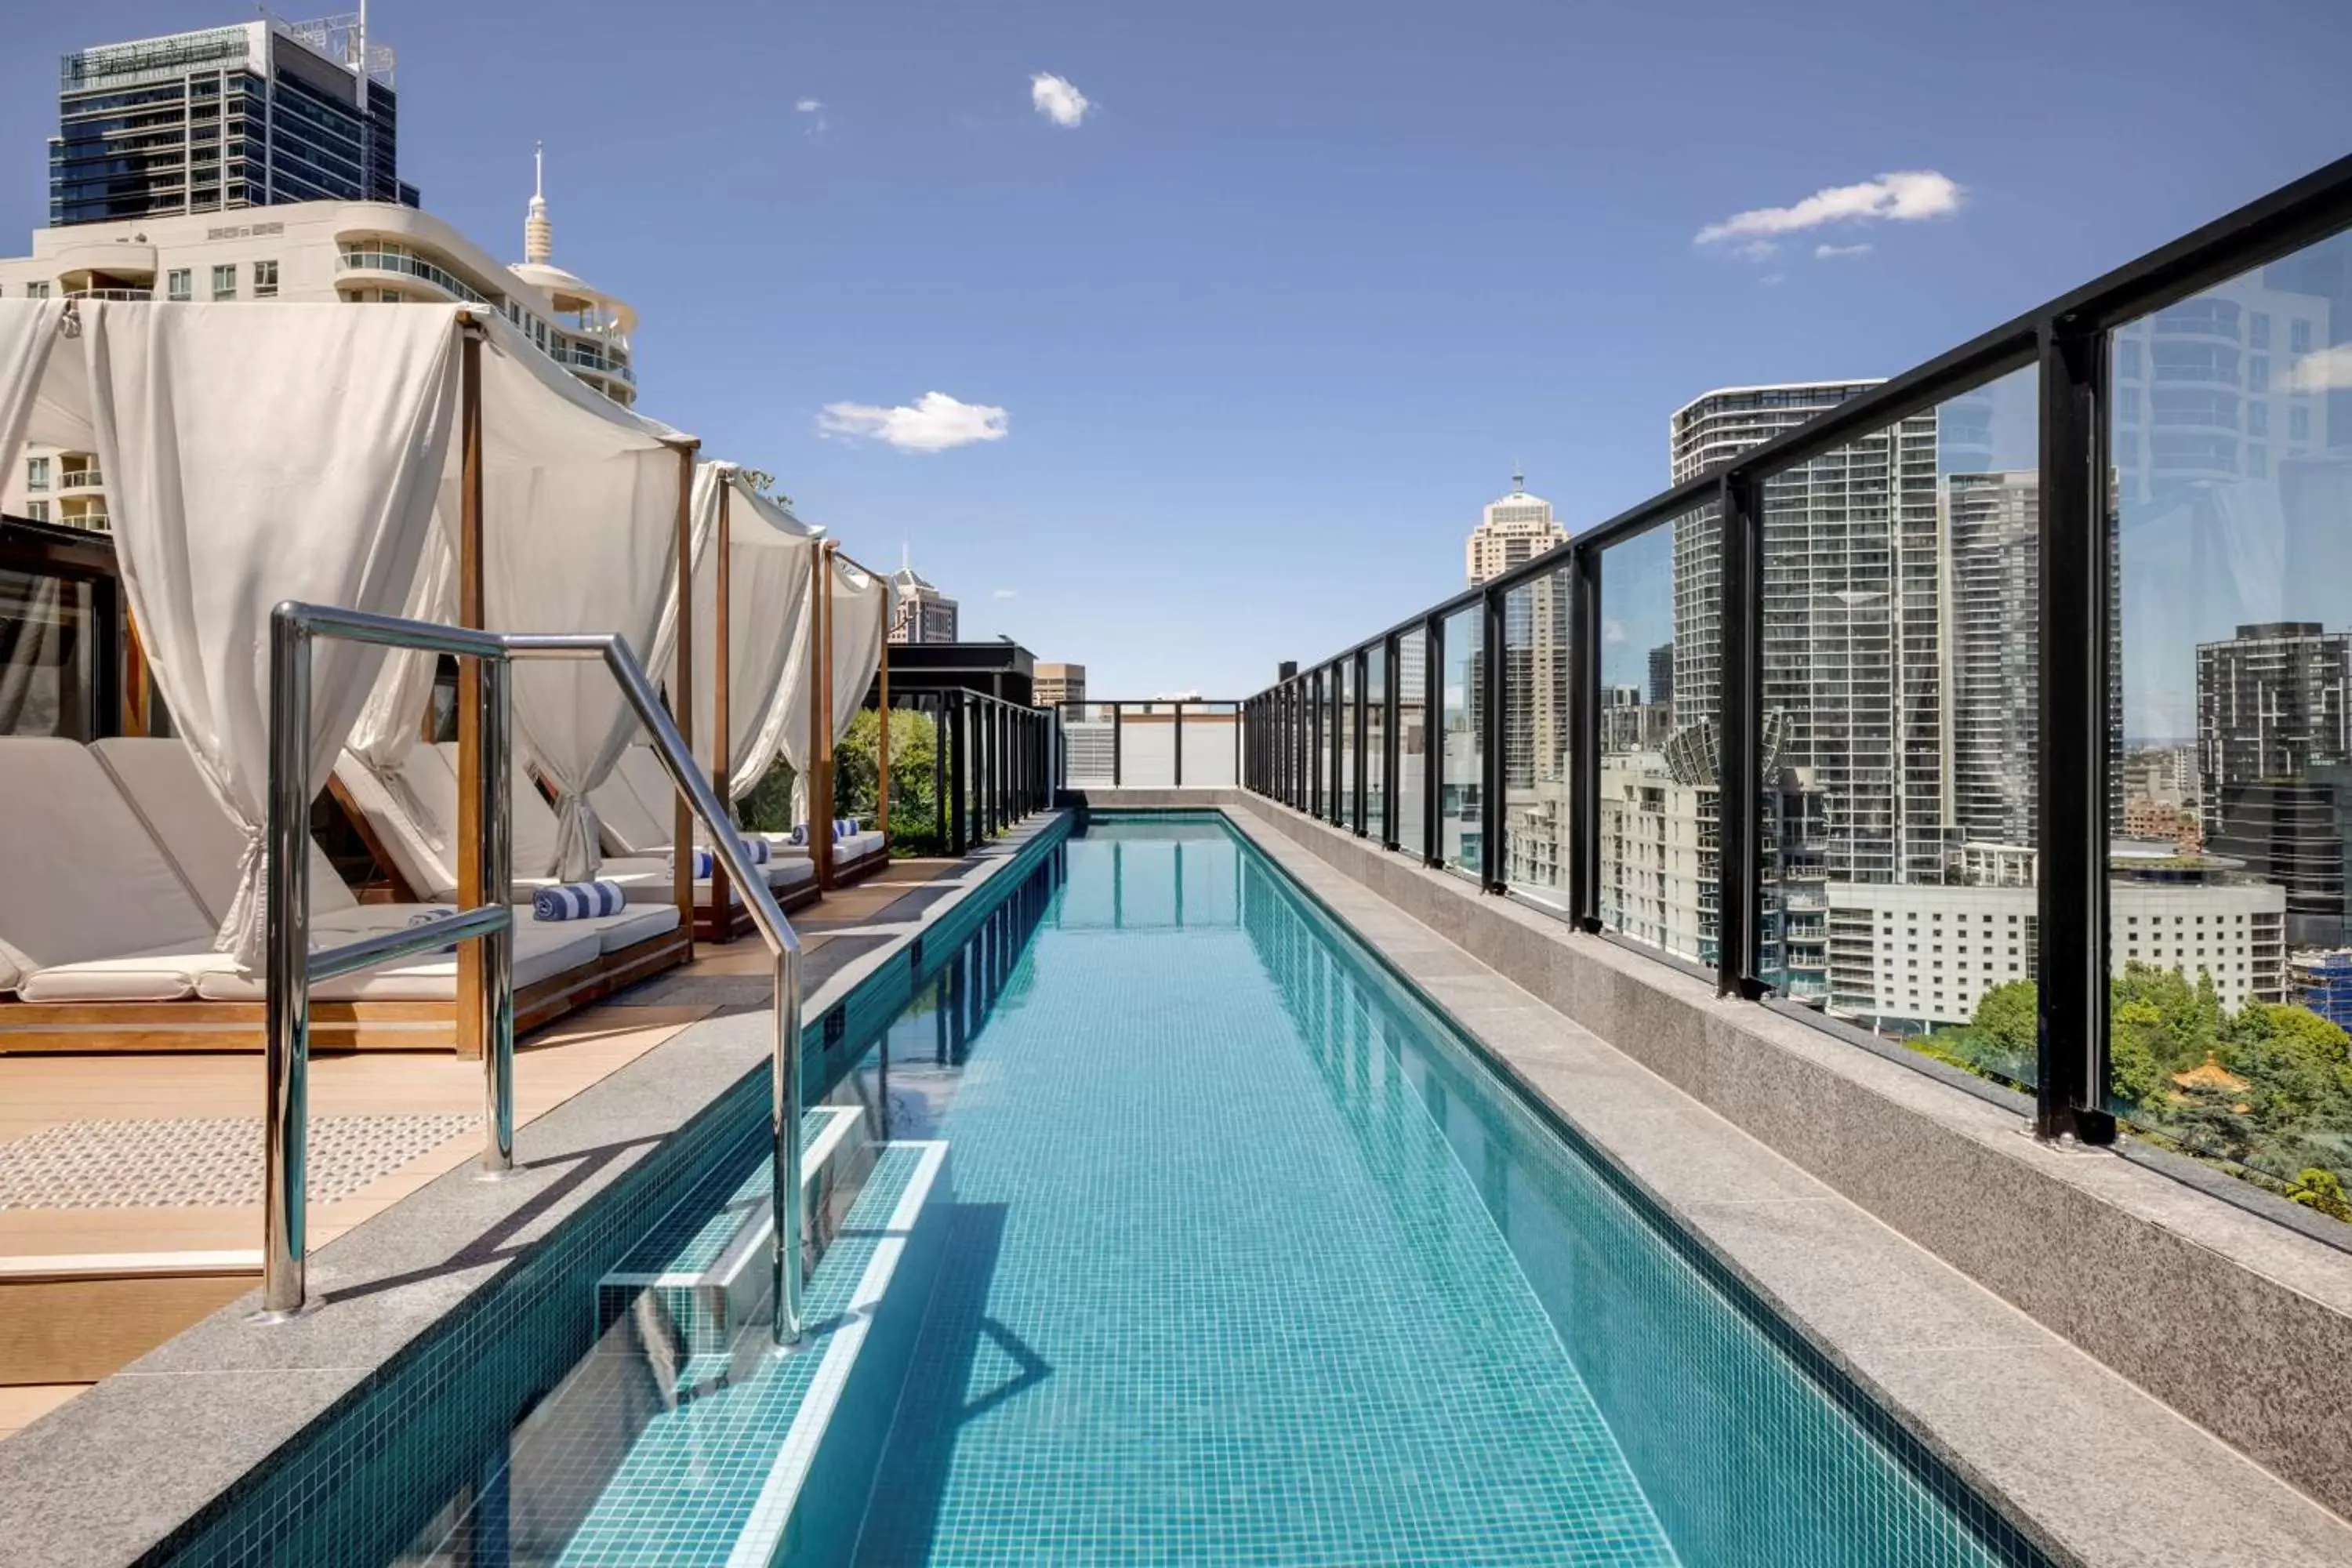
261,603,808,1347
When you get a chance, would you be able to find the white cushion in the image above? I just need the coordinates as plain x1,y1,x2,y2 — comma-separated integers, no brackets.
590,773,668,855
0,933,31,995
333,748,461,900
0,738,218,973
194,920,604,1002
567,902,680,953
93,737,358,924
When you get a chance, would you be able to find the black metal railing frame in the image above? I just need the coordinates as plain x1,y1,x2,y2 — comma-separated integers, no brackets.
921,688,1049,856
1052,699,1246,791
1243,152,2352,1145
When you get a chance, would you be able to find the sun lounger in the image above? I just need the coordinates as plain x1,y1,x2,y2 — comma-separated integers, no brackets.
0,738,684,1051
609,743,887,884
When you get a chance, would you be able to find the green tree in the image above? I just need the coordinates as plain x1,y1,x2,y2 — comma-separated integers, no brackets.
2290,1167,2352,1222
1967,981,2038,1082
833,708,940,851
2108,999,2175,1109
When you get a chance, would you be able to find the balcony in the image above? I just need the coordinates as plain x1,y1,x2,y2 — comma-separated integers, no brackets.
57,467,103,492
336,248,489,307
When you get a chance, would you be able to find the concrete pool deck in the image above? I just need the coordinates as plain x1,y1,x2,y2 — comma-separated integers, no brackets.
0,824,1062,1566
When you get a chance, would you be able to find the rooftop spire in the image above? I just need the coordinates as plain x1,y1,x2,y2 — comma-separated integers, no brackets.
1512,465,1525,495
524,142,552,265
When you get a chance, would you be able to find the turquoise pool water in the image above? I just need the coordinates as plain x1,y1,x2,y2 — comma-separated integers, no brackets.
835,817,2040,1566
375,812,2043,1568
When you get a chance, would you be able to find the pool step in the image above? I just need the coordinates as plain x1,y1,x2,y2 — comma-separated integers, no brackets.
553,1140,954,1568
597,1104,868,1364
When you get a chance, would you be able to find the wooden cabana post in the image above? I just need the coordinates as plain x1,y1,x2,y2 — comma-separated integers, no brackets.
812,541,837,891
666,437,699,956
877,641,891,848
707,474,734,938
455,319,488,1060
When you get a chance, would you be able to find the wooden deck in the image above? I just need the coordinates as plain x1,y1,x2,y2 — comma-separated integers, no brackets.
0,856,960,1431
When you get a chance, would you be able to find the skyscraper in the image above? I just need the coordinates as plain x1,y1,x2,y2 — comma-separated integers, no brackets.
49,16,416,229
2198,621,2352,945
1465,471,1566,585
1669,381,1953,884
1947,471,2042,848
887,557,960,644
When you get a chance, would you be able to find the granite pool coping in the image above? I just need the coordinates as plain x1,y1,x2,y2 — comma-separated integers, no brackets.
0,815,1067,1568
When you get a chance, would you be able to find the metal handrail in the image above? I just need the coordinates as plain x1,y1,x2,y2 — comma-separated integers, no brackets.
261,602,808,1345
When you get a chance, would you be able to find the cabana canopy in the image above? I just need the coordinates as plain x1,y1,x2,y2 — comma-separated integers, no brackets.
0,299,693,960
684,462,824,804
778,548,887,824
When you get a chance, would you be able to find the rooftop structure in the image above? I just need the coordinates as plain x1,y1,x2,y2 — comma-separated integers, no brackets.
887,554,960,644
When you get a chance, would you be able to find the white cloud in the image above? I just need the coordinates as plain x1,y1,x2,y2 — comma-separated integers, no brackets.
2291,344,2352,393
1603,618,1627,645
795,98,828,132
818,392,1009,453
795,97,822,113
1759,273,1786,288
1697,171,1961,249
992,588,1019,600
1031,72,1091,128
1814,241,1875,260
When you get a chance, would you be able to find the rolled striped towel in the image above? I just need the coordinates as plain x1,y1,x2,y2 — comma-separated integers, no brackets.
406,906,461,953
534,880,626,920
787,824,808,847
682,838,768,877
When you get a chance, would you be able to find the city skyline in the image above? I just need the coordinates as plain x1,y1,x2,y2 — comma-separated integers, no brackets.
4,0,2338,695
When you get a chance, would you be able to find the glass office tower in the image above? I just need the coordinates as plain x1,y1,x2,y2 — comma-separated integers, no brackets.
49,16,417,228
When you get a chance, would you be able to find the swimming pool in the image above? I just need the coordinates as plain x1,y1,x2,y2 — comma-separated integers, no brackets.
382,812,2045,1567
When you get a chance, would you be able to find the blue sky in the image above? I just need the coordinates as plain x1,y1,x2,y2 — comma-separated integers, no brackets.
5,0,2347,695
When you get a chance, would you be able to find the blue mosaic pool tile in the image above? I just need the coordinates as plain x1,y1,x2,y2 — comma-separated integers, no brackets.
553,1144,938,1568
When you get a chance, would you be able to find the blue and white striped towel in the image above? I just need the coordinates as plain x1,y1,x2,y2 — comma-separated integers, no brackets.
787,823,808,847
683,839,768,878
534,880,626,920
406,906,462,953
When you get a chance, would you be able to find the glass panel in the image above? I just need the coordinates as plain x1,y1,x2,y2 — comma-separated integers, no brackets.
1365,643,1388,839
1337,659,1356,828
1064,702,1116,786
1397,629,1428,852
1599,516,1710,963
1321,674,1335,818
2109,229,2352,1222
1179,702,1239,786
1750,368,2040,1076
0,568,100,739
1503,567,1572,916
1121,701,1175,788
1441,605,1484,877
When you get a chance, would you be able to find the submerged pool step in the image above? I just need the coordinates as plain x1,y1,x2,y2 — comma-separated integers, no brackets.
597,1104,867,1363
554,1140,953,1568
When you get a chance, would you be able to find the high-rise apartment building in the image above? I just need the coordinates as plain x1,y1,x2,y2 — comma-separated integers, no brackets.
50,16,416,230
2197,621,2352,945
1947,471,2041,848
1465,472,1566,586
887,560,960,644
1669,382,1955,884
1035,662,1086,709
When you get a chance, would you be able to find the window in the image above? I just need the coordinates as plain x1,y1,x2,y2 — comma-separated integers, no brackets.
2290,405,2311,443
165,268,191,302
2249,355,2270,392
211,264,236,300
2292,319,2314,355
252,259,278,298
24,500,48,522
25,456,49,492
2248,401,2269,437
24,281,49,300
2250,311,2272,350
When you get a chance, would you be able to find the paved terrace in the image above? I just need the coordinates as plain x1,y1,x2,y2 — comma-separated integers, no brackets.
0,856,962,1442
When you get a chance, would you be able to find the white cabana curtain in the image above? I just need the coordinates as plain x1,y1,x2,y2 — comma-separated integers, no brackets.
687,463,822,804
344,527,456,841
466,313,688,880
0,299,65,474
82,302,463,962
776,551,888,826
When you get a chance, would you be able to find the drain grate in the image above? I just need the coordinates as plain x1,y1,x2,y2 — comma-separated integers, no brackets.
0,1114,478,1210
